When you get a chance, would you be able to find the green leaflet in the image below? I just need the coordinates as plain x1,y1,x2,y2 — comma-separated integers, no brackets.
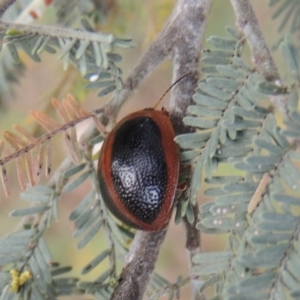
201,216,244,231
190,159,203,205
29,254,48,293
69,190,95,221
183,116,217,129
175,132,209,149
289,111,300,126
198,82,232,100
216,65,246,78
258,81,287,95
207,77,242,91
226,271,275,297
279,165,300,190
193,261,229,276
188,105,223,118
287,253,300,282
237,244,288,269
193,93,228,109
85,80,116,89
201,56,232,65
97,84,117,97
223,182,257,193
273,193,300,206
201,66,217,74
205,176,242,185
232,106,266,119
74,205,95,230
10,205,49,217
223,119,261,130
95,269,111,284
7,43,20,63
63,171,90,193
215,193,253,205
245,155,279,167
81,249,111,275
62,163,87,178
72,206,100,238
193,251,233,264
38,238,53,265
280,35,300,82
249,233,291,245
77,219,103,249
180,150,200,162
207,36,238,51
19,39,41,62
287,87,299,111
210,203,248,216
236,93,253,110
217,145,252,158
34,247,52,284
204,186,232,197
0,255,22,265
20,191,50,202
185,202,195,224
281,269,300,292
174,203,182,225
89,134,104,146
51,266,72,277
253,138,284,155
256,220,296,232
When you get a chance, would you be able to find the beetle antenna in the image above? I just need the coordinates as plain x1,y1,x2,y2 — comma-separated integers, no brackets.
152,72,192,110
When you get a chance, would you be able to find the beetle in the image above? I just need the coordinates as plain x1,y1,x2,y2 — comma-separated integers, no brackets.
97,108,179,231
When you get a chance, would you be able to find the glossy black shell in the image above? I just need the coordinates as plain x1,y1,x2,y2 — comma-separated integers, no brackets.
98,109,179,230
111,116,167,224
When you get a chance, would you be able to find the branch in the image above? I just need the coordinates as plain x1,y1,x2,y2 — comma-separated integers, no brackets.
0,20,114,43
0,0,16,17
110,0,211,299
168,1,211,299
103,0,210,121
230,0,288,115
111,230,166,300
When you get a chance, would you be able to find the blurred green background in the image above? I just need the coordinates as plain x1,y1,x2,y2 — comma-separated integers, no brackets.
0,1,286,298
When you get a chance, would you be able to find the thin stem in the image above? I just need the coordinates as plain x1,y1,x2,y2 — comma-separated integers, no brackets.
0,0,16,18
111,230,167,300
230,0,288,115
103,0,209,120
169,0,211,299
0,20,115,43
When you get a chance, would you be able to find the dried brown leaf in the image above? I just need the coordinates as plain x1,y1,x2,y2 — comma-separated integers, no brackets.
13,124,36,142
70,127,82,162
92,114,106,136
16,156,27,190
52,98,70,123
1,165,10,196
25,152,35,187
64,130,81,164
30,111,61,132
62,98,80,120
3,131,27,150
34,143,45,183
248,173,271,214
66,93,90,117
45,140,52,177
0,140,4,158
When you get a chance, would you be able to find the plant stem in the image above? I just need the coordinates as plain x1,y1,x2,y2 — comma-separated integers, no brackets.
0,20,114,43
0,0,16,17
230,0,288,115
111,230,167,300
110,0,211,299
